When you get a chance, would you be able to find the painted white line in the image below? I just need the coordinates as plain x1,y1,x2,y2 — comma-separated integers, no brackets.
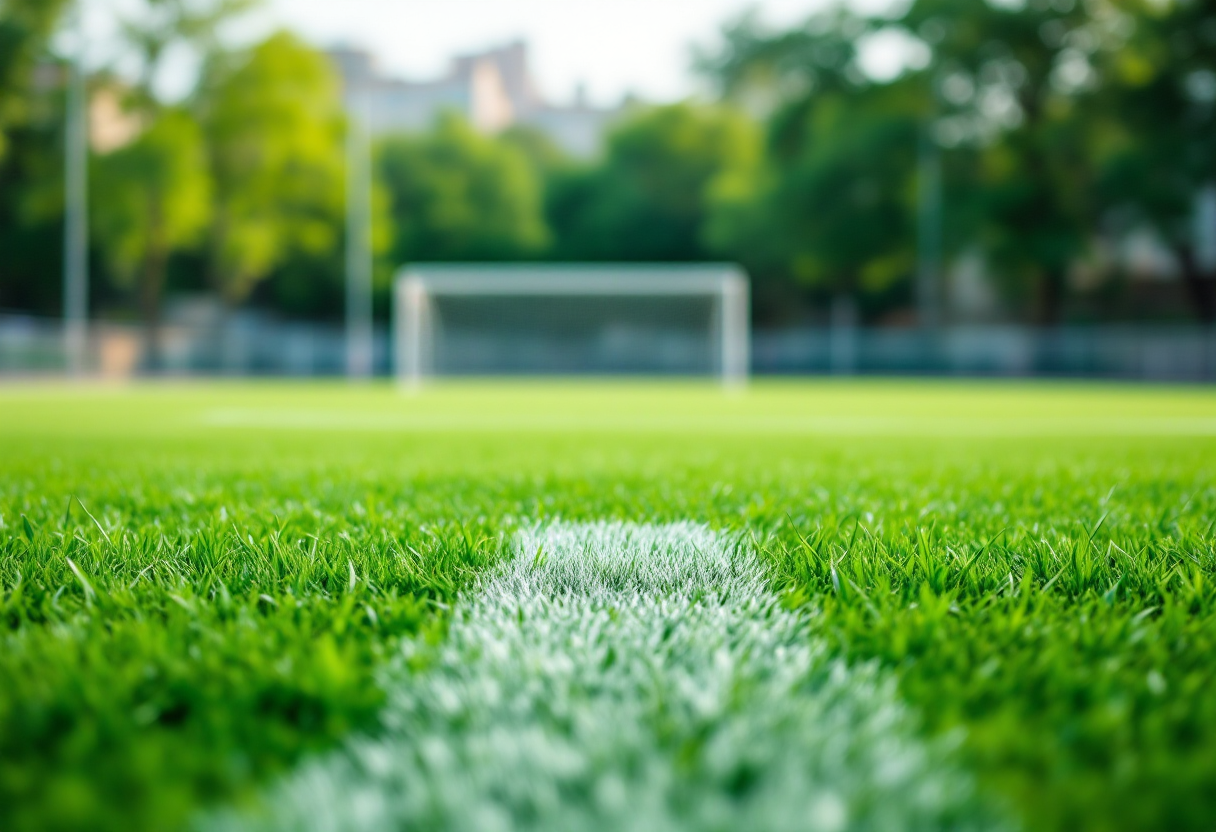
204,522,1007,832
199,408,1216,436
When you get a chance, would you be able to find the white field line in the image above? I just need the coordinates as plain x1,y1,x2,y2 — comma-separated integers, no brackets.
203,522,1008,832
199,408,1216,436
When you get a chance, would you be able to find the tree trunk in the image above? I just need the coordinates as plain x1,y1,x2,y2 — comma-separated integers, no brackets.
139,245,168,372
206,208,229,299
1175,244,1216,324
207,208,234,370
1034,267,1065,327
140,202,169,372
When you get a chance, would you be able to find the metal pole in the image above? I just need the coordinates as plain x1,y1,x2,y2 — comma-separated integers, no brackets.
1195,182,1216,273
829,294,857,375
63,0,89,375
916,121,942,331
345,93,374,378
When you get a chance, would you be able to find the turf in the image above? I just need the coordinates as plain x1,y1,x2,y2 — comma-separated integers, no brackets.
206,522,1003,832
1,380,1215,832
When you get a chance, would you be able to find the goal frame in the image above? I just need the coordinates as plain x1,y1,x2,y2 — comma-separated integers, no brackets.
394,263,750,387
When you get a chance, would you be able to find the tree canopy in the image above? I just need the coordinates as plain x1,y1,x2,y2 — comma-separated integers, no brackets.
0,0,69,161
195,31,346,304
91,108,211,362
3,0,1215,328
379,114,549,264
547,103,760,262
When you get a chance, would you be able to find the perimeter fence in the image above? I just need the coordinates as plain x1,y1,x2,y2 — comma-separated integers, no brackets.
2,313,1213,381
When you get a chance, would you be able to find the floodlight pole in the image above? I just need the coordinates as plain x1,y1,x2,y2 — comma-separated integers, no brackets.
63,0,89,376
916,121,942,332
1195,183,1216,273
345,92,374,379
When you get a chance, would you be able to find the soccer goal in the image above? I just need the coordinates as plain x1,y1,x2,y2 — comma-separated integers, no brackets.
394,264,750,387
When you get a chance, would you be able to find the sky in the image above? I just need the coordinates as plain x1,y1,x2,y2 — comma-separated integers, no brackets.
248,0,899,107
76,0,908,105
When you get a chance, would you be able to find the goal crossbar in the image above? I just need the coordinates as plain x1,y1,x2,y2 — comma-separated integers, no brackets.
394,263,750,386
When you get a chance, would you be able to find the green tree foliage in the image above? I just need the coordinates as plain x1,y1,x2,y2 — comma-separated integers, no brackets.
715,87,924,318
118,0,258,114
499,124,570,178
702,13,924,319
0,0,68,161
0,74,68,315
899,0,1101,324
0,0,68,316
547,103,760,262
701,2,1113,324
195,31,346,304
7,0,1216,330
379,114,549,263
91,109,211,364
1091,0,1216,320
0,134,67,315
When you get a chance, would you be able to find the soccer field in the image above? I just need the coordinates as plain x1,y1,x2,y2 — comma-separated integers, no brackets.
2,381,1215,832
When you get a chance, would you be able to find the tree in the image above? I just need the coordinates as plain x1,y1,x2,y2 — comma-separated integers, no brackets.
0,104,68,315
702,1,1118,325
1092,0,1216,321
896,0,1101,325
91,109,211,366
0,0,70,314
0,0,68,161
194,31,346,305
699,10,924,320
82,0,255,354
546,103,760,262
118,0,257,114
379,114,549,263
711,84,924,320
500,124,571,178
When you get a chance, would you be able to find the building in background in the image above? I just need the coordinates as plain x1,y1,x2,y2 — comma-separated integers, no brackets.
88,84,143,153
33,63,144,154
327,41,623,157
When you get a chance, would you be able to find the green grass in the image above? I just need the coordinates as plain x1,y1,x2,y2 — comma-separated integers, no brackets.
2,380,1215,832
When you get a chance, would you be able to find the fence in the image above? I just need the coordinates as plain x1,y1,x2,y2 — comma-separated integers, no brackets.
0,313,391,378
2,313,1213,381
754,325,1216,380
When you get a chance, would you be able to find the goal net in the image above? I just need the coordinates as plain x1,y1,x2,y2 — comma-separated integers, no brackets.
394,264,750,386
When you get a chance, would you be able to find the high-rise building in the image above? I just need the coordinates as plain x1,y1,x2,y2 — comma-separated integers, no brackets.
328,41,623,157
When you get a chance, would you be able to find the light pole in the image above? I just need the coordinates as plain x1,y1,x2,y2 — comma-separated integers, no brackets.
916,120,942,332
345,92,374,379
63,0,89,376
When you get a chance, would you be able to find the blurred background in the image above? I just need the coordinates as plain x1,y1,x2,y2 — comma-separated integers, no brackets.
0,0,1214,380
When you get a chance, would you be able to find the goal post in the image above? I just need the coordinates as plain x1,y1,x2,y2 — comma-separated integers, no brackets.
394,263,750,387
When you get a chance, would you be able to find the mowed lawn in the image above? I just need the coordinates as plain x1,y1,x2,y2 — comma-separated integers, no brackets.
2,380,1215,832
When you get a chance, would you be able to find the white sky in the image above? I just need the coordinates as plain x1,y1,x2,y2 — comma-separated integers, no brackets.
253,0,912,106
252,0,820,105
77,0,909,105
